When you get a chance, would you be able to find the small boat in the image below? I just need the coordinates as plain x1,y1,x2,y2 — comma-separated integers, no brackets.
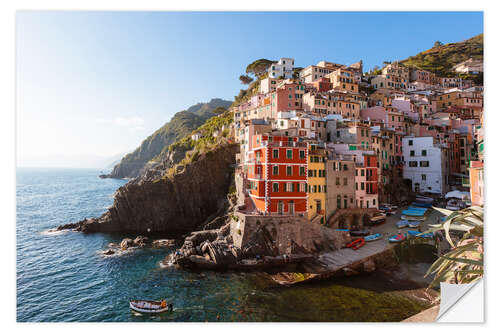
388,233,406,243
408,221,421,228
412,201,432,208
364,233,382,242
129,299,173,314
407,230,434,239
336,229,349,232
416,195,434,204
396,220,409,228
349,229,370,237
446,199,463,211
370,214,386,225
346,238,365,250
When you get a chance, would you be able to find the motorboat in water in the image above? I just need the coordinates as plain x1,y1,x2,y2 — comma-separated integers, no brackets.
129,299,173,314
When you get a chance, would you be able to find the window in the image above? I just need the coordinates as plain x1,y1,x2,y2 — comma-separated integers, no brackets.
286,149,293,159
323,185,327,193
422,150,427,156
337,195,341,208
422,174,427,181
355,182,358,190
420,161,429,167
299,150,305,159
409,161,418,167
273,166,279,175
343,178,348,186
409,140,413,146
273,149,279,158
313,185,317,193
299,166,305,176
361,169,365,177
256,151,261,160
272,183,279,192
286,166,292,176
343,164,348,171
410,150,415,156
361,182,365,190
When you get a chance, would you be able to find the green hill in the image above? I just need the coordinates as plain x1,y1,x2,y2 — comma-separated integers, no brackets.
107,98,232,178
400,33,483,78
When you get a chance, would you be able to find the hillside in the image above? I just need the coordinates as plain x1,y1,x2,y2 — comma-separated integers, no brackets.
400,33,483,78
106,98,232,179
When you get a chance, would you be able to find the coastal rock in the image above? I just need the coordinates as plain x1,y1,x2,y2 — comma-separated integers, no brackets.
151,239,177,248
120,238,134,250
103,249,115,255
133,236,149,247
58,143,239,237
343,267,360,276
363,259,376,273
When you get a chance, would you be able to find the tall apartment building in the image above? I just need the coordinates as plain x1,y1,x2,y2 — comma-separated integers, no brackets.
247,134,308,215
268,58,295,79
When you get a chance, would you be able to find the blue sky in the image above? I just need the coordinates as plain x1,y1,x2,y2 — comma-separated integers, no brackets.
16,11,483,167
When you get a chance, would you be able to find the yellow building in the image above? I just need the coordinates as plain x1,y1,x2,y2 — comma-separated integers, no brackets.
307,144,327,222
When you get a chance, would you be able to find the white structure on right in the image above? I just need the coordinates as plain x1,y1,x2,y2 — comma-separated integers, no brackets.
268,58,294,79
402,136,448,195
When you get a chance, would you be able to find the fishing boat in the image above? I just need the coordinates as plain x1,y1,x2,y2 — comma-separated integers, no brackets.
346,238,365,250
408,221,421,228
401,215,425,221
396,219,409,228
446,199,464,211
364,233,382,242
388,233,406,243
349,229,370,237
407,230,434,239
129,299,173,314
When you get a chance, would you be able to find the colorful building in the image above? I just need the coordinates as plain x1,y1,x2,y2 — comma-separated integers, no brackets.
247,134,308,215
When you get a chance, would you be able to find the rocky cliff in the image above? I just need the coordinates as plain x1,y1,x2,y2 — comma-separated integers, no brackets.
106,98,232,179
62,143,239,237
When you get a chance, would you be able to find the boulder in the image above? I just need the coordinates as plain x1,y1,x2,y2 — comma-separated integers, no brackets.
103,249,115,255
151,239,176,248
133,236,149,247
120,238,134,250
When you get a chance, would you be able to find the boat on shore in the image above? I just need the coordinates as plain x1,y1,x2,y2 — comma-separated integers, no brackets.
369,214,386,225
388,233,406,243
349,229,370,237
408,221,421,228
129,299,173,314
396,220,409,228
364,233,382,242
407,230,434,239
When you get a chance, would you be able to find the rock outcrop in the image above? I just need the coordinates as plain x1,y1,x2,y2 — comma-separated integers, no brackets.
59,143,239,237
169,217,351,271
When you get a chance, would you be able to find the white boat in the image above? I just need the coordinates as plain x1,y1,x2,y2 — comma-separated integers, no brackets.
129,299,173,314
446,199,464,211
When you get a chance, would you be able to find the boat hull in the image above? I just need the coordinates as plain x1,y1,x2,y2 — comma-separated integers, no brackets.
129,301,171,314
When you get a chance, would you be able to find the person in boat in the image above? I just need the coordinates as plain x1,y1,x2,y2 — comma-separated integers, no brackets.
161,299,166,308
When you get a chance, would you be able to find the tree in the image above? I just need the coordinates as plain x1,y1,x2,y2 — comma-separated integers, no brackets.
424,206,483,288
239,74,253,85
434,41,443,47
245,59,274,78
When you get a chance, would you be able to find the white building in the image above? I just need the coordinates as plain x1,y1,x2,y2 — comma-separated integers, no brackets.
402,136,448,194
268,58,294,79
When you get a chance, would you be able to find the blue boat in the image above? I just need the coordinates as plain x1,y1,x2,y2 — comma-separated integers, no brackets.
412,201,432,208
408,206,428,212
364,233,382,242
402,209,425,217
408,221,421,228
388,233,406,243
396,220,409,228
407,230,434,239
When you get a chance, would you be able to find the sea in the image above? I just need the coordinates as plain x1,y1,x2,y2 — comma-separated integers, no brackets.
16,167,432,322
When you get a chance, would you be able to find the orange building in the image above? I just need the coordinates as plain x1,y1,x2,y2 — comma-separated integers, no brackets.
469,161,484,206
247,135,308,215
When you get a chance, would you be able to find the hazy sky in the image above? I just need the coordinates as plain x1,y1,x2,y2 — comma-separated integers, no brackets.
16,11,483,167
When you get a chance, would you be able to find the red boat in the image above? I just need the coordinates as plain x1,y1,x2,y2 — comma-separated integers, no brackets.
346,238,365,250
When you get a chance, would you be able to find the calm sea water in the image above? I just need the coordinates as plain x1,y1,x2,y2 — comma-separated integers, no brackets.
16,168,430,322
